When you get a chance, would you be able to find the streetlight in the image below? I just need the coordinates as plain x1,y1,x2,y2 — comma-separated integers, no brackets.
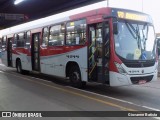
14,0,25,5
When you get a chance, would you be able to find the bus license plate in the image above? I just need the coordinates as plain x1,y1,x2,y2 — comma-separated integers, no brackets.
139,80,146,84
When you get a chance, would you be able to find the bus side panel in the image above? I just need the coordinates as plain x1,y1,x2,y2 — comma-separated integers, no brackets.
12,48,32,71
40,46,88,82
79,46,88,82
21,55,32,71
64,46,88,82
12,53,16,68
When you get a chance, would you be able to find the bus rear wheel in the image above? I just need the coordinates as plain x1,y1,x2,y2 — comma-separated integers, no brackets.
16,60,29,74
69,66,86,88
16,60,22,73
16,60,23,74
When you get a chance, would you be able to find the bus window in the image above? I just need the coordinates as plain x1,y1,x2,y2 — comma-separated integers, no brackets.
15,33,25,47
2,36,7,50
42,27,49,46
13,34,17,47
96,27,103,58
49,24,65,46
25,31,31,47
66,19,86,45
157,38,160,56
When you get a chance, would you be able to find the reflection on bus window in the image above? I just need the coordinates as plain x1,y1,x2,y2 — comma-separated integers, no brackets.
42,27,49,46
66,19,86,45
114,21,155,60
14,33,25,47
96,25,103,58
49,24,65,46
25,31,31,48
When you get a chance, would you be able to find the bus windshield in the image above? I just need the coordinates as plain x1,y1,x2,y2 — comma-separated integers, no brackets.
114,20,156,61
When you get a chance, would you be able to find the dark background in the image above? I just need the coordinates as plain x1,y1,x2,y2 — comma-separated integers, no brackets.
0,0,104,29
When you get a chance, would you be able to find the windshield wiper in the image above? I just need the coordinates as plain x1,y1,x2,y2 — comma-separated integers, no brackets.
125,21,136,39
125,21,141,49
141,23,148,50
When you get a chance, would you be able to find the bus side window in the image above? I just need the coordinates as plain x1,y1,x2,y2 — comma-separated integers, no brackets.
96,28,103,58
13,34,19,48
16,33,25,47
42,27,49,47
2,36,7,50
25,31,31,48
49,24,65,46
66,19,86,45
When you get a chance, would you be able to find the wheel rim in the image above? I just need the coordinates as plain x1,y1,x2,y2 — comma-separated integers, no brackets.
71,72,80,83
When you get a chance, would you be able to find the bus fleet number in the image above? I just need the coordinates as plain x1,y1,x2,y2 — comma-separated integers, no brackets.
66,55,79,59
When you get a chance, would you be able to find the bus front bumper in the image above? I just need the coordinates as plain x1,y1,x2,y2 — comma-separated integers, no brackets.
109,71,157,86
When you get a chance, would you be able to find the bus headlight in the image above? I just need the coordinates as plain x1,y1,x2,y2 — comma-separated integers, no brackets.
114,62,127,74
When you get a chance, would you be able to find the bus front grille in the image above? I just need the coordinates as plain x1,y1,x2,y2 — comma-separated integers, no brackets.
124,62,155,68
130,75,153,84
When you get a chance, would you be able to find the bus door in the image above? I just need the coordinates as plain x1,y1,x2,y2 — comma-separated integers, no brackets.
7,37,13,67
88,21,110,84
31,33,40,71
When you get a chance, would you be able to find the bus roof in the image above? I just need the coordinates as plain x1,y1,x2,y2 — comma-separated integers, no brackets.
0,2,153,37
0,1,108,36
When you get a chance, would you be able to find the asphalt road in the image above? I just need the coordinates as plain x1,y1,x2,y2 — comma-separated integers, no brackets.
0,64,159,120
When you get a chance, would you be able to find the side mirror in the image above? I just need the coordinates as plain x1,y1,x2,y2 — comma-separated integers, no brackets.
113,21,118,34
112,17,118,34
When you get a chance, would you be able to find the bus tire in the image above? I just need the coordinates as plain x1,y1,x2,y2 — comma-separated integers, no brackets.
16,60,23,74
69,66,86,88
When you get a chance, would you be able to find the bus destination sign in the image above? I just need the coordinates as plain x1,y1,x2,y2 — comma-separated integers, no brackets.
117,11,150,22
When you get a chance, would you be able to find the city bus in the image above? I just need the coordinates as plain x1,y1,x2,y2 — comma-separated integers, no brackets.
0,5,158,88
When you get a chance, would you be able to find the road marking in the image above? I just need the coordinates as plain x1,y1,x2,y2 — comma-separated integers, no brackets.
5,72,135,111
10,70,160,112
67,87,160,120
30,77,52,83
1,70,160,111
67,86,160,111
142,106,160,111
1,70,160,119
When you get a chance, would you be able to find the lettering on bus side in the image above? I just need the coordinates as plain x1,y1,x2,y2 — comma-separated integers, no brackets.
66,55,79,59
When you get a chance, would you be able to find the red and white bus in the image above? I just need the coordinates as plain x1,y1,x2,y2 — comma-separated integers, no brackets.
0,5,158,88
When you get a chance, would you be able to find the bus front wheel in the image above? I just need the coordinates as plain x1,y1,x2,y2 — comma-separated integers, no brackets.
69,66,86,88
